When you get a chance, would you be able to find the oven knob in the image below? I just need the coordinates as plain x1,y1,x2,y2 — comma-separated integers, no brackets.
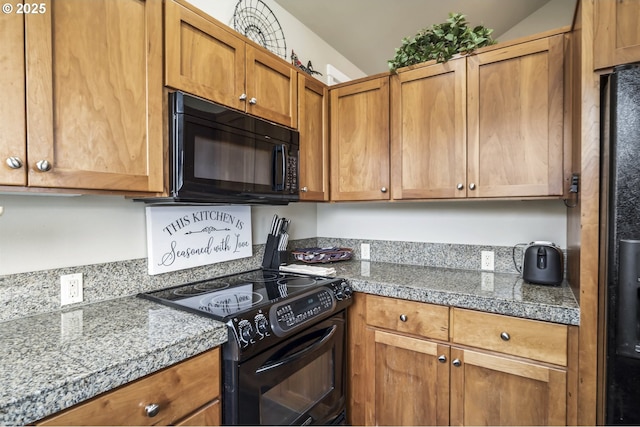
342,282,353,298
239,322,255,343
256,315,269,336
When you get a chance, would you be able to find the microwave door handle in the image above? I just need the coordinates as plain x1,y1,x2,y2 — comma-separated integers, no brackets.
255,325,337,374
272,144,286,191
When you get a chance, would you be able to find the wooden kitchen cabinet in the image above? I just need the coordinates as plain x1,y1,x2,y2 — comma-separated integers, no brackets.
298,74,329,201
450,308,568,425
390,33,565,201
0,10,26,186
390,57,467,199
37,348,221,426
1,0,164,193
449,348,567,426
466,34,565,198
594,0,640,70
165,0,298,128
348,294,573,426
329,75,390,201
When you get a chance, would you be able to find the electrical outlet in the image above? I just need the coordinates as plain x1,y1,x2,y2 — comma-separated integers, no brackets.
481,251,494,271
61,273,83,306
360,243,371,260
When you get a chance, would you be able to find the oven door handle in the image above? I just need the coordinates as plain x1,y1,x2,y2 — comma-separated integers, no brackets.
256,324,337,374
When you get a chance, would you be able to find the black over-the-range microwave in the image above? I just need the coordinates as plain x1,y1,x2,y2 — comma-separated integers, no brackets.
142,91,300,205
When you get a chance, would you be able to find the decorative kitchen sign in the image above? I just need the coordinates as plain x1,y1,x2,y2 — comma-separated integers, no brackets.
145,206,252,275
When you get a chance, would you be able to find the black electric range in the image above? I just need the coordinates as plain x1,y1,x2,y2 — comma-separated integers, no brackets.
139,268,353,361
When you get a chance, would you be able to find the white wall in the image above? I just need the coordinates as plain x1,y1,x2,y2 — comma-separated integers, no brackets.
185,0,367,84
498,0,576,42
0,194,316,275
317,200,567,247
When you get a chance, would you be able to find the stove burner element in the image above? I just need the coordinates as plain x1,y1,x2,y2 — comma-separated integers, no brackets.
238,271,282,282
172,286,206,297
279,276,317,287
194,281,230,292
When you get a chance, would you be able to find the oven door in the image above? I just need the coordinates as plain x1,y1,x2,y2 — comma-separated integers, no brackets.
233,312,346,425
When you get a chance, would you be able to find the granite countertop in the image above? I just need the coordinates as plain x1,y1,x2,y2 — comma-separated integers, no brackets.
332,261,580,325
0,296,228,426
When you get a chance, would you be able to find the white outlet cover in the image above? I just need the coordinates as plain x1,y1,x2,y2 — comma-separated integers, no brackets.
481,251,495,271
361,243,371,260
61,273,83,306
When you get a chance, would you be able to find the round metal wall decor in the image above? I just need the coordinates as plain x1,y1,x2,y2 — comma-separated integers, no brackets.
233,0,287,59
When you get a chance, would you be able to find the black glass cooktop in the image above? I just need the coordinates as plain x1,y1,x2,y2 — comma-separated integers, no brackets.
140,269,332,320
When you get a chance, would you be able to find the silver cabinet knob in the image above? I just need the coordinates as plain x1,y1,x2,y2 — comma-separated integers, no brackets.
452,358,462,367
239,93,247,101
500,332,511,341
249,97,257,105
301,186,308,192
381,187,388,193
6,157,23,169
399,314,408,322
35,160,51,172
456,183,464,190
145,403,160,418
438,355,447,363
469,183,476,190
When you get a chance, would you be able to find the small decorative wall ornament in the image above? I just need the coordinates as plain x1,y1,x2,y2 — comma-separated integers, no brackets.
233,0,287,59
291,50,323,77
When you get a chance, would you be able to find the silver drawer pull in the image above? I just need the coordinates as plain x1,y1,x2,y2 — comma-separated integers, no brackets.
500,331,511,341
35,159,51,172
452,358,461,367
438,355,447,363
145,403,160,418
399,314,408,322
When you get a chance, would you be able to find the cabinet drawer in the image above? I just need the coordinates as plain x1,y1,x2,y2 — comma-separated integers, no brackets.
38,348,220,426
366,294,449,340
451,308,567,366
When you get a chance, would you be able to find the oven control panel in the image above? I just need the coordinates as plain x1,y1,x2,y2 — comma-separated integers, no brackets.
231,279,353,349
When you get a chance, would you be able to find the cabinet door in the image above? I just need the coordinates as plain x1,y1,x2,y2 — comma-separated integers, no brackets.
25,0,163,192
298,74,329,201
391,58,467,199
450,348,567,426
467,35,564,198
594,0,640,69
330,77,390,201
371,329,450,426
0,10,26,186
165,0,246,111
246,46,298,128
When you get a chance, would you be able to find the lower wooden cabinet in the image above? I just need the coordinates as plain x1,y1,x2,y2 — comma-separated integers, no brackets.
373,329,450,426
449,347,567,426
348,294,576,426
37,348,221,426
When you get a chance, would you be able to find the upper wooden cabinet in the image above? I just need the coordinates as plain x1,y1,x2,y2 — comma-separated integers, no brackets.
298,74,329,201
330,75,390,201
467,34,565,198
165,0,298,128
0,11,26,186
594,0,640,70
390,57,467,199
390,33,566,201
1,0,164,192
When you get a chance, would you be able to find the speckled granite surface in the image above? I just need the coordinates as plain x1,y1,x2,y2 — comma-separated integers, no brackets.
331,261,580,325
0,296,227,426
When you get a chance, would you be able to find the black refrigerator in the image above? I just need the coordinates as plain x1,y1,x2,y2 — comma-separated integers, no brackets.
602,63,640,425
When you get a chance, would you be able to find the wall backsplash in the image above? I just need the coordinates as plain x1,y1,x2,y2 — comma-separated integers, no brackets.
0,237,562,323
